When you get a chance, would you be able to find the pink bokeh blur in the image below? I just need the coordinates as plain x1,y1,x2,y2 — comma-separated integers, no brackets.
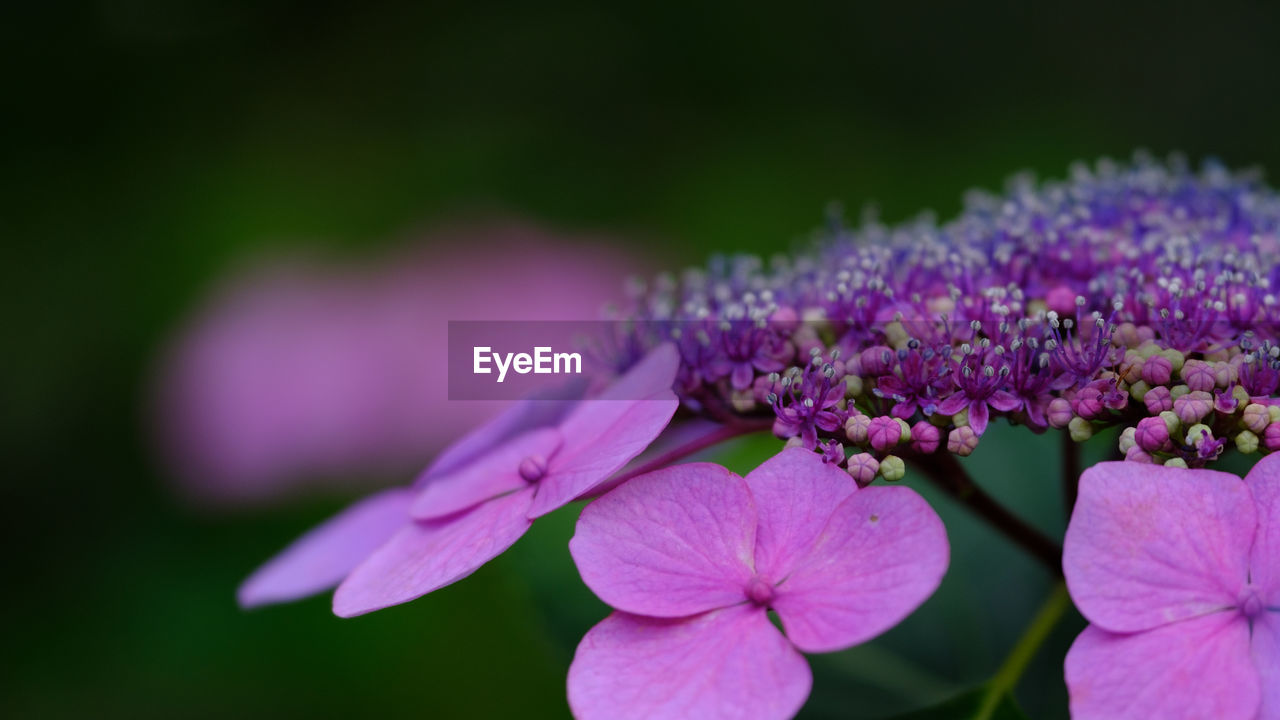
153,221,649,506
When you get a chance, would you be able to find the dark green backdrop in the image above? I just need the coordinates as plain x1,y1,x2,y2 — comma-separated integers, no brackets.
5,2,1278,717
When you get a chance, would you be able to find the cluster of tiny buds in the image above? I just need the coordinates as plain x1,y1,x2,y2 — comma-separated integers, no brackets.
612,154,1280,474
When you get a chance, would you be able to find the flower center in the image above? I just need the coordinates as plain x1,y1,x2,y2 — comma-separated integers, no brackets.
746,576,775,606
518,454,548,483
1239,583,1265,620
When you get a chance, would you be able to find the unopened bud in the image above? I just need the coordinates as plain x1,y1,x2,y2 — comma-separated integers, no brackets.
878,455,906,482
1235,430,1260,455
947,426,980,456
1069,416,1093,442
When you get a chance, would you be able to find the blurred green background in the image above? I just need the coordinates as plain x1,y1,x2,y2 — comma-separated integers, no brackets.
6,2,1280,717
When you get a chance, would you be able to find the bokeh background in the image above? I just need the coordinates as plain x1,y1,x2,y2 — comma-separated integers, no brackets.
6,2,1280,717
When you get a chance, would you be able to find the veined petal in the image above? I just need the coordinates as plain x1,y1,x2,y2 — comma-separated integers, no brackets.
770,486,948,653
569,463,756,617
238,487,411,608
567,606,811,720
744,447,856,582
1254,612,1280,720
527,344,679,518
332,489,534,617
409,428,561,520
1064,462,1254,633
1064,615,1259,720
1246,453,1280,604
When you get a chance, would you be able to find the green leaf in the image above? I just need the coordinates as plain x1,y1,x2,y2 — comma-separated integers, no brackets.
886,686,1031,720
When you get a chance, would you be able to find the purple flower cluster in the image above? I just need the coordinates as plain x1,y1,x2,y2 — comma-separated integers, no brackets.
618,154,1280,472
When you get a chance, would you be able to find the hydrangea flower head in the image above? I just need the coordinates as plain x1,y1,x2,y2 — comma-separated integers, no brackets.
1062,455,1280,719
566,447,949,720
615,155,1280,473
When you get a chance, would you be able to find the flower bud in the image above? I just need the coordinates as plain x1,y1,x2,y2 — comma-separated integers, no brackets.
1072,386,1105,419
878,454,906,482
1114,322,1143,348
844,374,864,398
1046,397,1074,429
846,453,879,487
1243,403,1271,433
1265,422,1280,452
947,426,979,456
1069,416,1094,442
910,421,941,454
1180,359,1216,392
1270,405,1280,424
1144,385,1174,414
1170,384,1190,400
894,418,913,444
867,416,903,452
1141,354,1173,385
859,345,894,376
1129,380,1151,402
1159,410,1181,435
1125,446,1154,463
844,413,871,444
730,389,756,413
1135,416,1171,452
1118,352,1144,383
1118,427,1137,454
1160,349,1185,373
1235,430,1260,455
1213,360,1237,388
1162,457,1188,469
785,436,806,449
1174,391,1213,425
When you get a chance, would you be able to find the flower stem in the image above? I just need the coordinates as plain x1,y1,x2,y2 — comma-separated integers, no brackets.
976,582,1070,719
907,451,1063,577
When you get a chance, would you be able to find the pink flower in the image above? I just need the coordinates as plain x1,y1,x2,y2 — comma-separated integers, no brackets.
1062,457,1280,719
238,344,679,613
566,447,949,720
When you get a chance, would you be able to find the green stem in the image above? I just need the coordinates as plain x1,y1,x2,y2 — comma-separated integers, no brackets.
976,582,1070,719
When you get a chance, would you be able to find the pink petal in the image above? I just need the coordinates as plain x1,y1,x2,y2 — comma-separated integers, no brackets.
989,389,1022,412
1063,462,1254,633
414,386,580,485
770,486,949,653
743,447,856,582
1064,614,1259,720
332,489,534,617
527,345,680,518
1246,453,1280,604
567,606,811,720
238,487,411,608
409,428,562,519
569,463,756,617
968,400,990,435
531,396,678,517
1254,612,1280,720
